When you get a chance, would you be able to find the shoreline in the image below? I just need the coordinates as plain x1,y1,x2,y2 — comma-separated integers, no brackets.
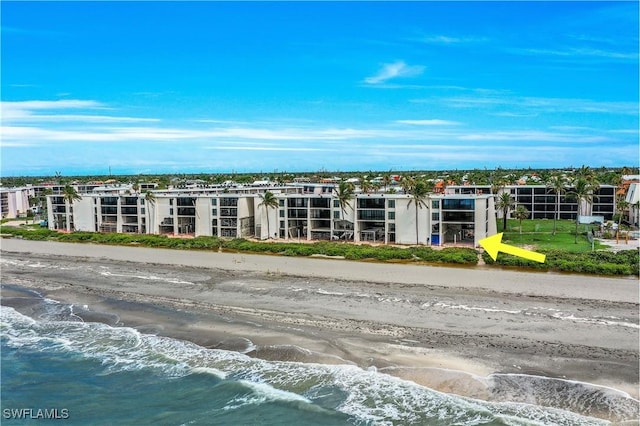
1,239,639,420
1,239,637,301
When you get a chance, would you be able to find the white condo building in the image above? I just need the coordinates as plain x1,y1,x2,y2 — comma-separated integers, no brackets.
47,185,497,247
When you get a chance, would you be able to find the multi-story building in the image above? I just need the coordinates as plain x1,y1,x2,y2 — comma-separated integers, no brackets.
48,187,496,247
0,187,32,219
446,184,616,221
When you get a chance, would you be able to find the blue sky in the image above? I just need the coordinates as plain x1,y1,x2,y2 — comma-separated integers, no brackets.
1,1,638,177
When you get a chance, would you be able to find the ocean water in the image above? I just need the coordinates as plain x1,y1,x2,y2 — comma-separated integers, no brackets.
1,293,637,425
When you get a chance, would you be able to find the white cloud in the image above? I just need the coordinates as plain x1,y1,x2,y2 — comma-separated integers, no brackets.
364,61,425,85
208,146,330,152
511,47,638,60
457,130,611,143
0,99,140,124
439,95,638,115
395,119,461,126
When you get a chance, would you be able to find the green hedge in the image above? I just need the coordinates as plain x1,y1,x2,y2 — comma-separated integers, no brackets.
220,239,478,264
4,225,636,274
0,226,478,266
482,249,639,276
0,227,223,250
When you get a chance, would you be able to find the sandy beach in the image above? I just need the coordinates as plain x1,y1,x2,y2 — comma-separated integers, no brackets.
1,238,639,420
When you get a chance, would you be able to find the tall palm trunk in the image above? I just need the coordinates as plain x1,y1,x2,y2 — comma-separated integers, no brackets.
415,208,419,245
574,204,580,244
265,211,270,239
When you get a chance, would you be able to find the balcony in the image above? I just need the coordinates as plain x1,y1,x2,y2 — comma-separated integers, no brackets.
357,198,385,209
177,207,196,216
311,210,331,219
220,198,238,207
221,218,237,227
220,208,237,217
287,198,308,208
101,197,118,206
358,210,385,221
310,198,330,208
177,197,196,207
442,199,475,210
160,217,174,226
288,209,308,219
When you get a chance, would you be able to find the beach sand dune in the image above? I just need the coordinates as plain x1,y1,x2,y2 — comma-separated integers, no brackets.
1,239,638,418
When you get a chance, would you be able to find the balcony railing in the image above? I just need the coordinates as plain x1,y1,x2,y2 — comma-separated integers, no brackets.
177,207,196,216
220,198,238,207
122,197,138,206
220,208,237,217
357,210,385,221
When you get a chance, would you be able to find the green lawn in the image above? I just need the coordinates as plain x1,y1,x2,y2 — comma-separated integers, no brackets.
498,219,604,253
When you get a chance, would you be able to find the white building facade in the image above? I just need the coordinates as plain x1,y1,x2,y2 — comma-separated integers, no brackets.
47,186,496,247
1,188,32,219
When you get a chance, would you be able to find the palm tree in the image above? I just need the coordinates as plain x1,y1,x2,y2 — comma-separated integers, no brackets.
360,177,373,194
496,192,515,232
143,191,156,234
512,205,530,235
382,174,391,191
616,198,630,228
62,185,82,232
334,181,355,240
567,177,597,243
400,176,415,194
545,173,566,235
407,180,429,245
575,165,595,181
258,191,279,240
63,185,82,204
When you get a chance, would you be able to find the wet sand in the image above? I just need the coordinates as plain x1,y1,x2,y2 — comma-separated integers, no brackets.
1,239,639,415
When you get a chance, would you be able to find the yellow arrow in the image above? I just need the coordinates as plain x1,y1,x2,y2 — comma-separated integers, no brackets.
479,233,546,263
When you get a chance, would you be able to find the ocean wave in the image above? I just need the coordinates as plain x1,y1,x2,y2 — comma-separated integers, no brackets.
0,306,626,425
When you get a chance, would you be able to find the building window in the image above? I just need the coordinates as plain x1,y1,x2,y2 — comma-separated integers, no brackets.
212,209,217,216
211,199,217,206
442,199,475,210
388,200,395,208
279,199,285,207
388,211,395,220
431,200,439,209
279,210,284,218
432,212,439,221
170,199,173,206
169,208,173,215
334,211,340,219
333,200,340,208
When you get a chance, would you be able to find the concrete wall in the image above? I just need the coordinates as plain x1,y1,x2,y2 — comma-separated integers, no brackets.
394,198,430,245
73,197,95,232
155,198,175,234
195,198,212,237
